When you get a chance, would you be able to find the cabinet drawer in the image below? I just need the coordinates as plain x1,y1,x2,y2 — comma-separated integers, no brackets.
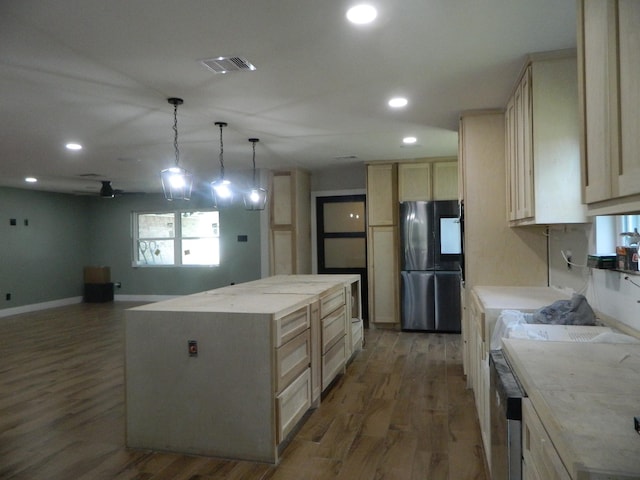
320,286,345,318
322,304,346,354
322,336,346,391
274,305,309,347
275,329,310,393
276,368,311,443
522,399,571,480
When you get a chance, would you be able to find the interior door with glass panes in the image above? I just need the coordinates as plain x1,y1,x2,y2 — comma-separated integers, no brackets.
316,195,368,324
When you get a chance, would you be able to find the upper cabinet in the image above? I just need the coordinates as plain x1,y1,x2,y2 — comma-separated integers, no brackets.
398,162,431,201
398,160,458,202
366,163,398,226
579,0,640,215
506,50,587,226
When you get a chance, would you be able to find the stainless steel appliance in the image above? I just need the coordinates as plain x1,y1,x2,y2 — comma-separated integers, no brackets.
400,200,462,332
489,350,524,480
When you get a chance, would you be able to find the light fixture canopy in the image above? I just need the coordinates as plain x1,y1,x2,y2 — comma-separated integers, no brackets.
211,121,233,207
161,97,193,201
243,138,267,211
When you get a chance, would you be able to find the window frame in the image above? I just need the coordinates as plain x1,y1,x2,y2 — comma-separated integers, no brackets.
132,209,221,268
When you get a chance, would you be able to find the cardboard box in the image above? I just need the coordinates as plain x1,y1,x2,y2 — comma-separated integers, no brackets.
83,266,111,284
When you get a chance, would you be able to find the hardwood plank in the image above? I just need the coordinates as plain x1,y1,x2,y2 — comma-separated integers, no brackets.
0,303,488,480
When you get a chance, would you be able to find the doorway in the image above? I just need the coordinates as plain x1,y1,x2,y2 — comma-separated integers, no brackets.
315,195,368,324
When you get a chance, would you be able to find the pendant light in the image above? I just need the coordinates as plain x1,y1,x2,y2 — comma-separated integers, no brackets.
160,97,193,201
243,138,267,210
211,121,233,207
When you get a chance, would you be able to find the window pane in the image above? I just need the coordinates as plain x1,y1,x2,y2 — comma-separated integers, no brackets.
323,202,365,233
182,238,220,265
181,211,219,237
324,238,366,268
138,213,175,238
137,239,175,265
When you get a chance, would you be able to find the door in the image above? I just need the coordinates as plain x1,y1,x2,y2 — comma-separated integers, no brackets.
316,195,368,323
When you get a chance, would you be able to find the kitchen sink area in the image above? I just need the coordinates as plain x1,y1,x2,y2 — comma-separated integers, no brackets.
464,285,640,479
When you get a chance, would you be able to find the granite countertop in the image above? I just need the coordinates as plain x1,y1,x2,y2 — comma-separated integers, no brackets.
502,339,640,479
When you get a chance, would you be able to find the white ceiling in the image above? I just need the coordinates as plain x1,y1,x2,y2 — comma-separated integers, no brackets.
0,0,578,196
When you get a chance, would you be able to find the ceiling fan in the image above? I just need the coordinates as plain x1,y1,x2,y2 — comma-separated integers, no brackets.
71,180,144,198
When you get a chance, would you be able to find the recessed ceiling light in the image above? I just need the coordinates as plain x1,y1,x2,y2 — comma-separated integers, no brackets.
346,4,378,24
66,143,83,151
25,177,37,183
403,136,417,144
389,97,408,108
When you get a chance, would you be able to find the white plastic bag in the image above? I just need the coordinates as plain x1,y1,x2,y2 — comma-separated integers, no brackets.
490,310,527,350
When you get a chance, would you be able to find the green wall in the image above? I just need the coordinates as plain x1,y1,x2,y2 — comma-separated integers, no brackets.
0,185,263,310
0,187,90,307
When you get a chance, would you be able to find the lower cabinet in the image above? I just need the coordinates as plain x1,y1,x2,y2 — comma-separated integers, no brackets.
467,291,491,472
522,398,571,480
276,368,312,443
322,336,346,391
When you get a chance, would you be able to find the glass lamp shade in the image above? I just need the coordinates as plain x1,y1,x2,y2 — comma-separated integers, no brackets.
243,187,268,210
211,178,233,207
161,166,193,201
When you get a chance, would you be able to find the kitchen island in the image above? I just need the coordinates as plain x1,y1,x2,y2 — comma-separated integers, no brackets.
502,338,640,479
125,274,362,463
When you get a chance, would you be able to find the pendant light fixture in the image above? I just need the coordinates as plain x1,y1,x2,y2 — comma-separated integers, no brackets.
160,97,193,201
243,138,267,210
211,121,233,207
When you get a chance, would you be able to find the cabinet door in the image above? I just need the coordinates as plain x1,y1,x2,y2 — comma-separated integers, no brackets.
506,96,518,221
367,226,398,324
432,161,458,200
581,0,617,203
398,162,432,201
272,229,294,275
516,67,534,219
272,172,293,226
617,0,640,197
367,164,397,225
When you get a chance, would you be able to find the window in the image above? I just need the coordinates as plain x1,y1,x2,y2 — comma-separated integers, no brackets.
595,214,640,255
133,210,220,266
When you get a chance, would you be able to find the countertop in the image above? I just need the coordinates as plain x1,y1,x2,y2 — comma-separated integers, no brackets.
129,274,360,316
473,285,571,315
502,338,640,479
472,286,572,342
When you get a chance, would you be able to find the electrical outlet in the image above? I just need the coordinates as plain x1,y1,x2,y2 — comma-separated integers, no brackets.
6,293,11,301
188,340,198,357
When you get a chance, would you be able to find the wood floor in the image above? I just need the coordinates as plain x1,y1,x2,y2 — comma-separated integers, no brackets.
0,302,488,480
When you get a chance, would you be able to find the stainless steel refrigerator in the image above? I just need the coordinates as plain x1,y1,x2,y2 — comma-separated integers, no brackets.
400,200,462,332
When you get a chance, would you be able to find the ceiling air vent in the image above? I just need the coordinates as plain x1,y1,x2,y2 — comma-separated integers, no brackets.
200,56,257,74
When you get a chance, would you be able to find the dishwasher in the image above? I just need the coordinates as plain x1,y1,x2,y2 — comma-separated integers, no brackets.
489,349,524,480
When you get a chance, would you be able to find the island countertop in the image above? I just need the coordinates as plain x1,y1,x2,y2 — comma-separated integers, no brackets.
502,338,640,479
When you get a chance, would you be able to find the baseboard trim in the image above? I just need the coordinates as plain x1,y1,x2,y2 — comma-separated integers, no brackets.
0,296,83,318
0,295,181,318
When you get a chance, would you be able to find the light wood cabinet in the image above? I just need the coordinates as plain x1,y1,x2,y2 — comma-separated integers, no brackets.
270,169,311,274
522,399,571,480
398,160,458,202
579,0,640,215
468,291,490,466
506,51,586,225
398,162,432,201
432,161,458,200
276,368,312,443
367,225,399,325
366,163,399,326
366,163,397,226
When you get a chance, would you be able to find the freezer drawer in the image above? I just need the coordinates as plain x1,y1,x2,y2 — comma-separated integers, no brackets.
401,271,435,331
434,271,461,332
